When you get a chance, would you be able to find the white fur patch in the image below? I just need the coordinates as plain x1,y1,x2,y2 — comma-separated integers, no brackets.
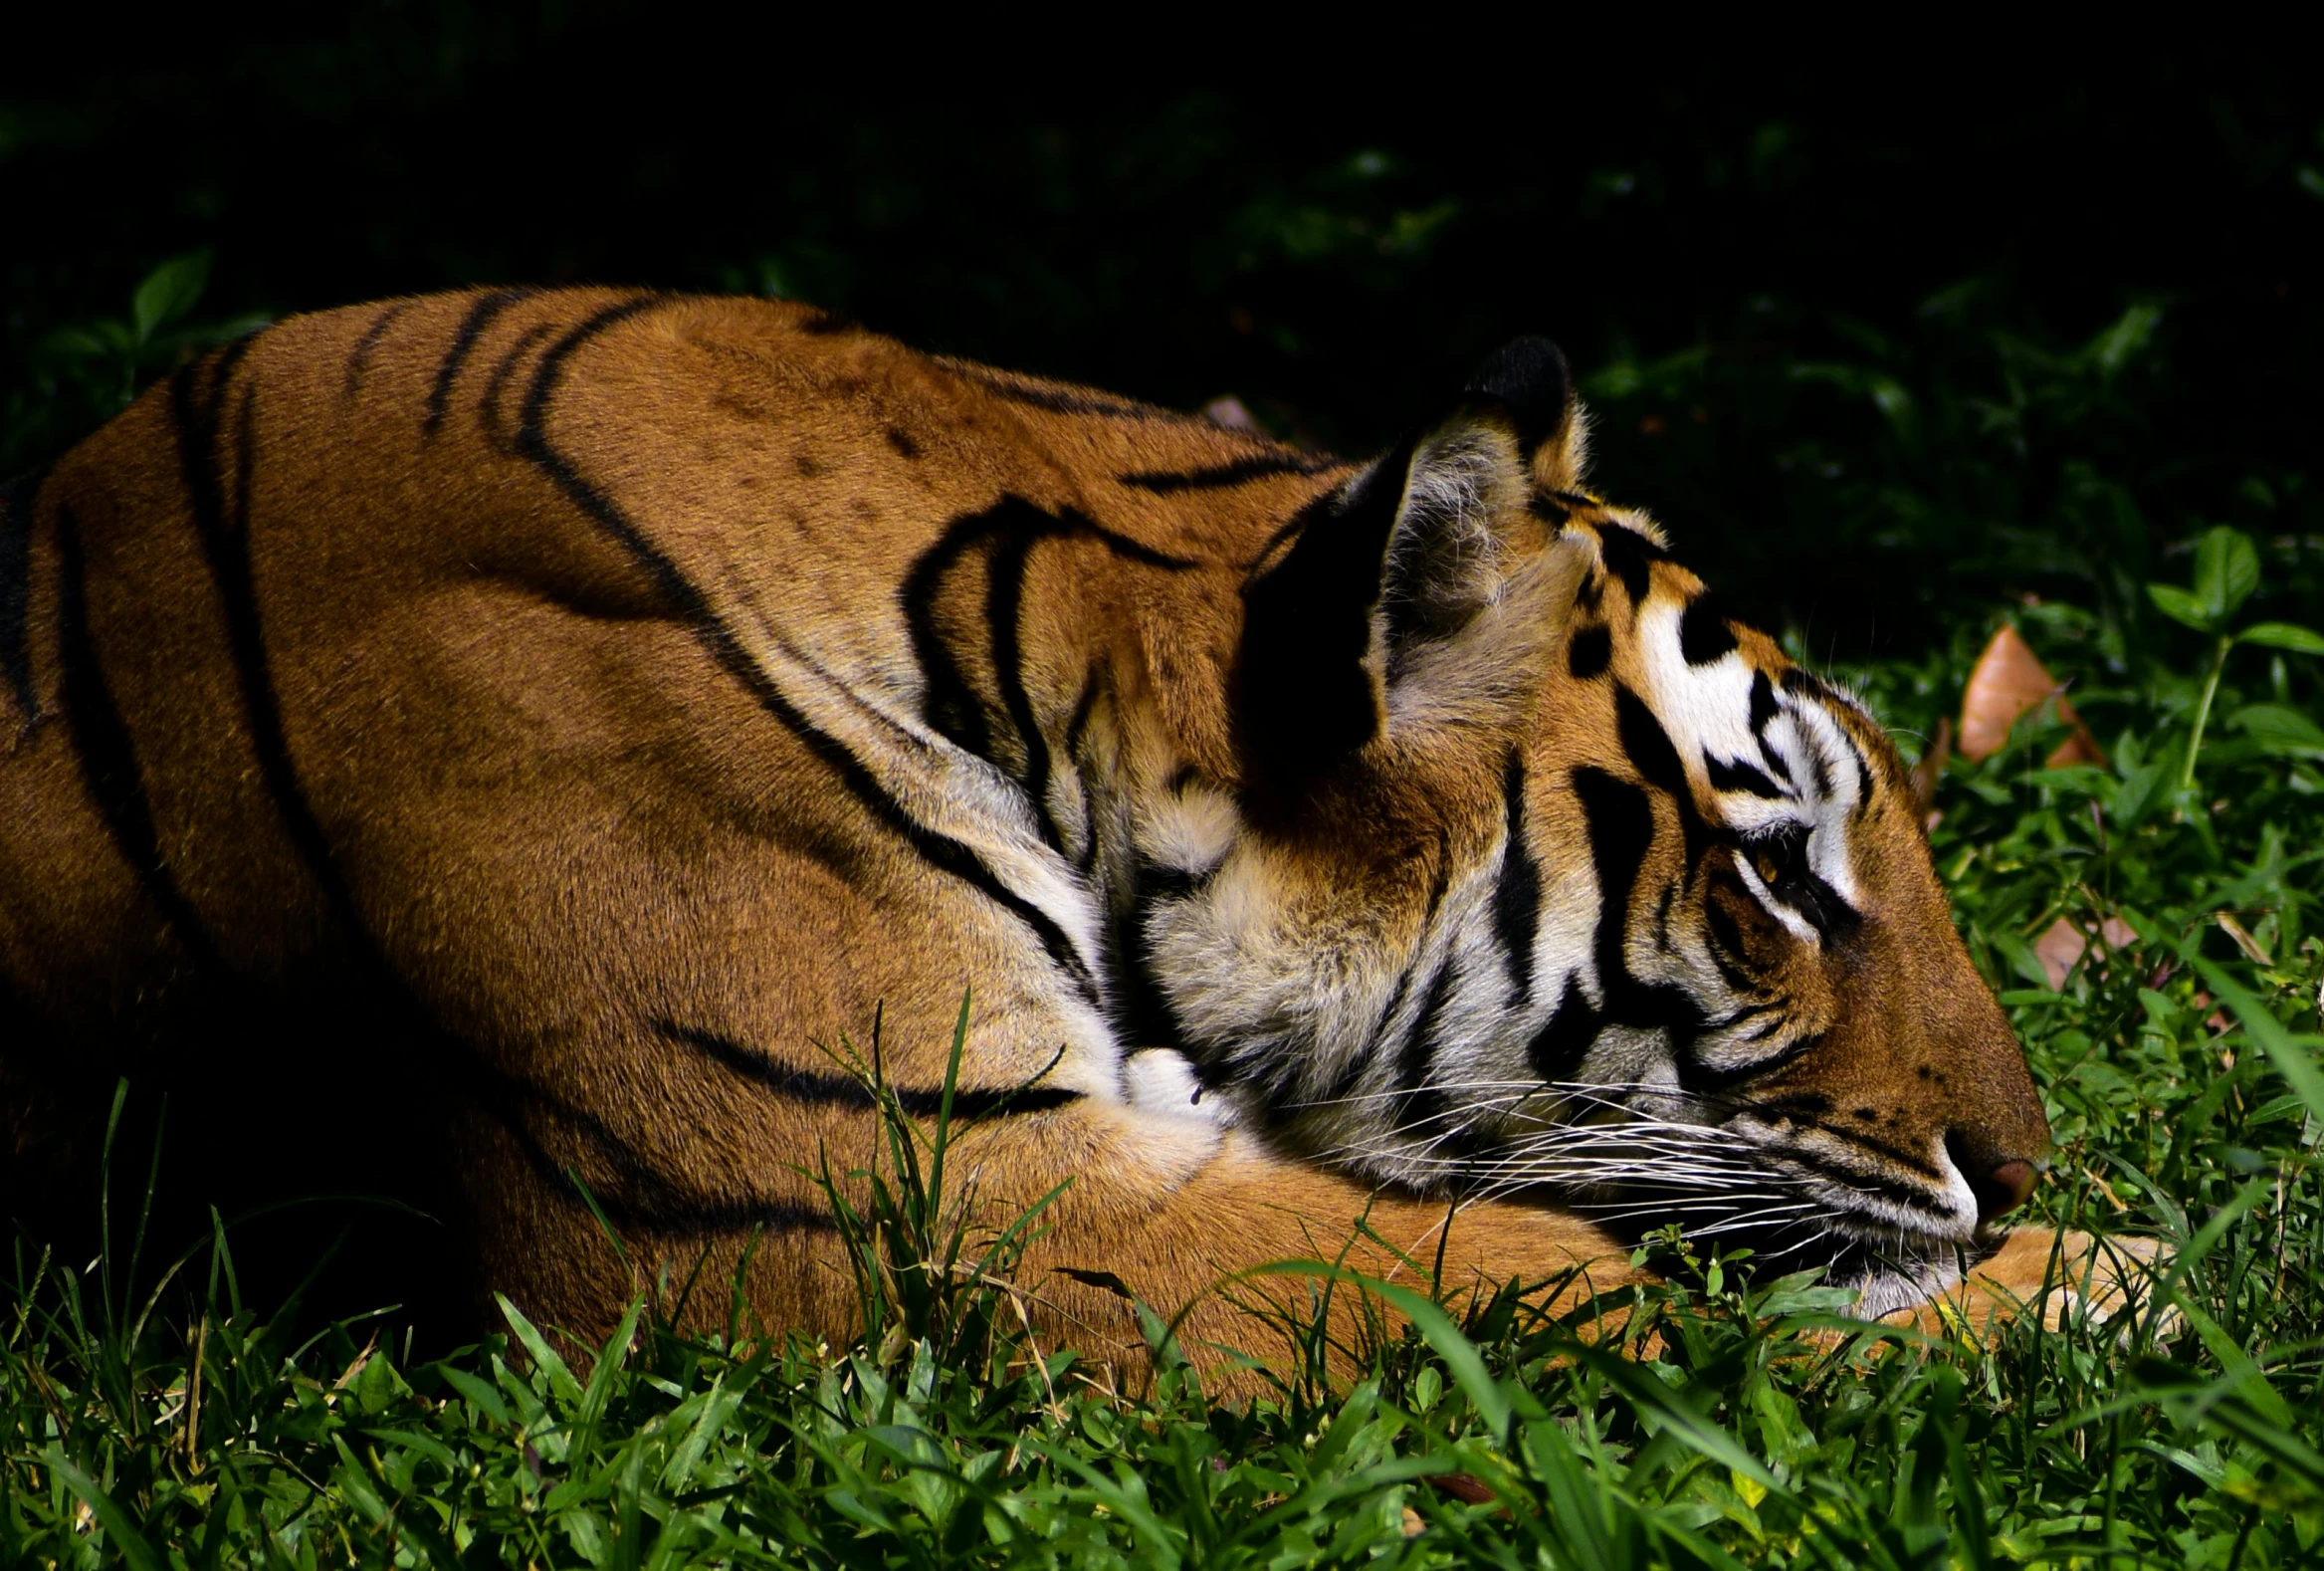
1123,1048,1226,1124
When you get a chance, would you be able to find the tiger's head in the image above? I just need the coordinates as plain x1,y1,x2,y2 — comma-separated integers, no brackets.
1127,338,2049,1312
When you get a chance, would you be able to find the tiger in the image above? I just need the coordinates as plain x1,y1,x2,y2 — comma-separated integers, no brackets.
0,288,2139,1367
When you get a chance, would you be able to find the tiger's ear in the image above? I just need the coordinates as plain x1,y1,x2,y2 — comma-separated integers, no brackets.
1468,335,1588,495
1235,337,1582,787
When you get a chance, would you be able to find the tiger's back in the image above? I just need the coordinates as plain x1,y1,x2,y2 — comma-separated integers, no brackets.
1,289,2073,1358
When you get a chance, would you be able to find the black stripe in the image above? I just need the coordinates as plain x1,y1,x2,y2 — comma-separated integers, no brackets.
342,300,416,402
1567,622,1611,681
1062,668,1101,759
1704,754,1785,798
1384,825,1468,1134
166,341,532,1068
1,467,50,729
1076,521,1198,571
1241,510,1309,574
1752,1089,1831,1120
478,322,555,450
78,336,262,982
165,345,392,977
1765,1142,1949,1216
512,298,1101,999
1780,683,1876,806
1525,975,1599,1083
1119,454,1336,492
1805,1119,1945,1181
1572,766,1702,1052
1391,950,1457,1132
1780,667,1837,704
1705,999,1784,1033
1109,849,1211,1068
424,289,534,438
1615,685,1712,864
1318,958,1413,1110
1796,728,1832,797
1109,935,1188,1065
1614,685,1687,797
1063,669,1105,872
1131,855,1205,905
1683,1027,1824,1090
177,337,257,429
657,1019,1083,1118
1313,834,1456,1110
55,504,224,976
172,344,733,1249
1492,750,1540,1004
1769,680,1843,798
956,366,1170,421
1678,593,1739,665
1702,898,1760,991
898,512,998,759
1748,669,1782,736
1593,522,1664,604
465,1059,838,1239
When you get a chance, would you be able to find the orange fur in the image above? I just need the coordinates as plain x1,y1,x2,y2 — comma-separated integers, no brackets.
0,292,2088,1374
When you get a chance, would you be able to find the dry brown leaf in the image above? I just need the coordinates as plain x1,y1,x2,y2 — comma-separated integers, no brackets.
1959,624,2105,769
1427,1472,1500,1506
2034,915,2139,990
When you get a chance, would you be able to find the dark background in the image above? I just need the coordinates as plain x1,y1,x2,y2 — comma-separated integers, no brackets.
5,15,2322,665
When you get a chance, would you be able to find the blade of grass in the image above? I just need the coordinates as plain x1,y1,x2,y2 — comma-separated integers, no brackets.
45,1448,169,1571
2186,954,2324,1122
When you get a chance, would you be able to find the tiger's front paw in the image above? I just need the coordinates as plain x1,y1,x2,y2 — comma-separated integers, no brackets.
1893,1228,2171,1338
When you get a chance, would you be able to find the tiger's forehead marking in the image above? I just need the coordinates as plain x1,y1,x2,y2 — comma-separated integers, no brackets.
1563,512,1874,907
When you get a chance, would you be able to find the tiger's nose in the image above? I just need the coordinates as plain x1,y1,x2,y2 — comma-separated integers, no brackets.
1947,1129,2043,1224
1972,1158,2037,1222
